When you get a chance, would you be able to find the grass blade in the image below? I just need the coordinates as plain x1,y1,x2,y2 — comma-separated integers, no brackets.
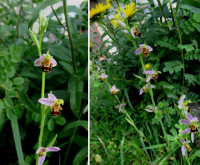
120,134,126,165
11,115,25,165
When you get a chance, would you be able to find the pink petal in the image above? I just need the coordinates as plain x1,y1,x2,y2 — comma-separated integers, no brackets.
186,113,193,121
48,94,57,100
146,74,153,82
139,44,144,47
115,88,120,92
191,133,194,143
146,106,153,108
144,109,153,112
123,29,128,34
34,56,44,66
178,105,182,109
147,45,153,51
46,147,60,152
181,119,190,125
180,139,185,144
181,145,186,157
38,154,46,165
131,28,135,38
38,98,54,106
192,117,199,122
143,70,154,74
151,85,156,88
135,47,142,55
181,128,190,134
139,88,144,95
50,58,57,67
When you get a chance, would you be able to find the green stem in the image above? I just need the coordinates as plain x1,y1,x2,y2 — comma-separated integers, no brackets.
36,72,46,165
157,0,168,25
100,20,135,56
51,5,67,33
0,37,9,47
63,0,76,73
169,0,185,86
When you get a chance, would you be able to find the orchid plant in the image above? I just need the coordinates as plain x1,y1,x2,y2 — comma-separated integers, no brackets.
29,10,64,165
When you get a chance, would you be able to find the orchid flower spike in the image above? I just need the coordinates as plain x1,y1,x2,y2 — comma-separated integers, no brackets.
181,113,199,143
34,51,57,73
135,44,153,57
99,73,108,82
131,22,142,38
115,104,126,112
139,83,156,95
38,94,64,117
144,106,157,113
109,85,119,95
180,139,191,157
36,147,60,165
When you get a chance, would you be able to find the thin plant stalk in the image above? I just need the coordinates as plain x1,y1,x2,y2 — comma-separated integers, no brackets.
157,0,168,25
36,32,46,165
169,0,185,86
63,0,76,73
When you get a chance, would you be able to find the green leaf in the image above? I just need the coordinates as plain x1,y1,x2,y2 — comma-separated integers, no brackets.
164,89,178,99
6,108,15,120
180,0,200,14
46,134,57,147
13,77,24,85
48,118,55,131
7,90,17,98
159,81,174,89
168,20,173,27
177,44,194,52
59,120,88,138
0,101,4,111
166,134,176,141
29,29,39,48
4,98,14,108
156,40,179,51
163,60,183,74
55,116,67,126
68,75,84,117
193,13,200,22
19,91,40,114
73,146,88,165
142,143,166,150
11,115,25,165
59,61,73,74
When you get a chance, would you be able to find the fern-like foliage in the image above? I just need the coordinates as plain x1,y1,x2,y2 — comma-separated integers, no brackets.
163,60,183,74
184,49,200,61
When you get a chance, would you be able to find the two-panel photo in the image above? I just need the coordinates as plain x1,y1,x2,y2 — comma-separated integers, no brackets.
0,0,200,164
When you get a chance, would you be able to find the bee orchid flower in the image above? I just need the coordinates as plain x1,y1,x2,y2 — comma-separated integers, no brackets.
38,94,64,117
143,70,160,82
135,44,153,57
180,139,191,157
36,147,60,165
139,83,156,95
99,73,108,82
144,106,157,112
115,103,126,112
109,85,119,95
34,51,57,73
131,22,142,38
181,113,199,143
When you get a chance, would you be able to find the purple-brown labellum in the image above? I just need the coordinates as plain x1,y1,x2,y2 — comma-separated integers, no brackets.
142,48,150,57
153,73,159,80
38,148,46,157
134,29,142,37
50,104,62,117
188,107,191,113
112,91,117,95
41,62,53,73
185,145,192,152
99,77,104,82
189,125,198,133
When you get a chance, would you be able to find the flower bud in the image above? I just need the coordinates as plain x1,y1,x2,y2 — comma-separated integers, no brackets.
116,21,126,29
39,10,48,31
145,64,152,70
32,22,39,35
